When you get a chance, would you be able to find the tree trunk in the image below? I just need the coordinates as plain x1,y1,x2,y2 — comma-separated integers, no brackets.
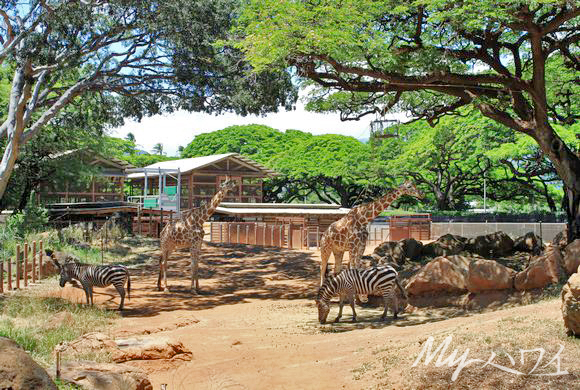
531,123,580,242
0,64,32,201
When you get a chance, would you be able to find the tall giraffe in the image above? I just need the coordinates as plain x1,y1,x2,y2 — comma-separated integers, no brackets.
319,180,423,285
158,178,236,292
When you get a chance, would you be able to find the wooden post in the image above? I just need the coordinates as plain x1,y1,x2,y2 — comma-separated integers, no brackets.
263,223,266,247
39,241,43,280
236,224,240,244
32,241,37,283
287,225,291,249
228,224,231,244
159,208,164,238
101,236,104,264
254,223,258,245
170,210,173,225
279,225,283,248
7,257,12,290
246,225,249,245
23,243,28,287
15,245,20,289
148,213,153,238
0,260,3,293
56,351,61,379
138,207,142,236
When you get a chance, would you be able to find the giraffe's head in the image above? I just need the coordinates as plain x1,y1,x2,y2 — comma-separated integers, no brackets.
219,178,237,192
399,180,424,199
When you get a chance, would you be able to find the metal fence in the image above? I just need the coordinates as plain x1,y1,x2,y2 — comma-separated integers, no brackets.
431,222,565,243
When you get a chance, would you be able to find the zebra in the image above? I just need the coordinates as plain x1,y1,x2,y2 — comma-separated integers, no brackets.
47,250,131,311
316,265,407,324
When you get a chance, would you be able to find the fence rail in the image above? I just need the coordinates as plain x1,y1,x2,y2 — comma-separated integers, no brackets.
1,240,47,294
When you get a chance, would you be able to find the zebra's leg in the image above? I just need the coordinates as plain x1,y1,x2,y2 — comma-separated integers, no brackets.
349,293,357,323
380,294,389,321
334,294,344,323
114,282,126,311
392,292,399,320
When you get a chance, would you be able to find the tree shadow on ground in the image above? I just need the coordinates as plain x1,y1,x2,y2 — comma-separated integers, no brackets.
92,242,321,317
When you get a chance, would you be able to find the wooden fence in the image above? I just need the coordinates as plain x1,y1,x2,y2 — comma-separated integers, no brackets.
133,208,176,238
210,222,322,250
1,240,48,293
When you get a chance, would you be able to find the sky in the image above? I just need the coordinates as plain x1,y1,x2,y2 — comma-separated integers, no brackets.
109,99,409,157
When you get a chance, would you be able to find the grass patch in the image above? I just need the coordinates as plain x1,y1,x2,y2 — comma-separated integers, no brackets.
0,287,118,368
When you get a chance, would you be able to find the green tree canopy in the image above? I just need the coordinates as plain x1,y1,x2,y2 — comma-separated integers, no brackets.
0,0,297,201
237,0,580,240
181,124,312,164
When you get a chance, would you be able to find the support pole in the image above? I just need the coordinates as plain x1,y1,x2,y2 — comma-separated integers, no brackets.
177,168,181,214
23,243,28,287
0,260,3,293
16,245,20,289
32,241,36,283
7,257,12,290
39,241,43,280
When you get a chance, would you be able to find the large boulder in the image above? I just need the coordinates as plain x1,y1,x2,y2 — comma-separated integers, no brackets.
372,238,424,265
466,259,516,292
514,247,563,290
513,232,544,255
398,238,424,262
421,234,466,257
405,255,471,296
58,361,152,390
562,239,580,276
552,229,568,248
561,272,580,337
113,337,192,363
372,241,400,263
55,332,192,363
471,231,514,257
0,337,57,390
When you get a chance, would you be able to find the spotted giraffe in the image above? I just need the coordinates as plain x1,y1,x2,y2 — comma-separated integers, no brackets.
158,179,236,292
319,180,424,285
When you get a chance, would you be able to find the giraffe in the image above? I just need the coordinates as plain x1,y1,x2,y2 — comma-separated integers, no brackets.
158,178,236,292
319,180,424,285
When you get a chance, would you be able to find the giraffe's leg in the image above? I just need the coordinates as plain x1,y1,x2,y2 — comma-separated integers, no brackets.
191,241,202,293
333,250,345,275
163,254,169,292
157,252,164,291
320,242,332,286
351,235,368,303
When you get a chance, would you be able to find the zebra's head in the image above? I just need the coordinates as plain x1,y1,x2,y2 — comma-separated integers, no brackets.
316,299,330,324
316,280,332,324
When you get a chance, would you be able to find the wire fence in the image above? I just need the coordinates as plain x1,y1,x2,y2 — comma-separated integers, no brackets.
365,221,565,247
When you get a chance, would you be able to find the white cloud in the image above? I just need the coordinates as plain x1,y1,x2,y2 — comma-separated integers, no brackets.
108,99,408,157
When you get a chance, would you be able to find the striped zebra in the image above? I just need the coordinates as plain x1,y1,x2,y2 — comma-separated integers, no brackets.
316,265,407,324
47,250,131,311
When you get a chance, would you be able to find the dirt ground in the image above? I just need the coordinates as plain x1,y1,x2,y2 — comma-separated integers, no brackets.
52,241,580,390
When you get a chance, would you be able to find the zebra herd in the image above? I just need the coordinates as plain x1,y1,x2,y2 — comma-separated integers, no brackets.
46,250,406,324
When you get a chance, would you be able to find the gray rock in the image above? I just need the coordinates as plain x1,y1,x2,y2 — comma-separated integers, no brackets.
0,337,57,390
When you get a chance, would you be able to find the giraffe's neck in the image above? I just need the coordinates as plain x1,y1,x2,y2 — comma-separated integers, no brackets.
197,187,230,223
354,189,403,224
